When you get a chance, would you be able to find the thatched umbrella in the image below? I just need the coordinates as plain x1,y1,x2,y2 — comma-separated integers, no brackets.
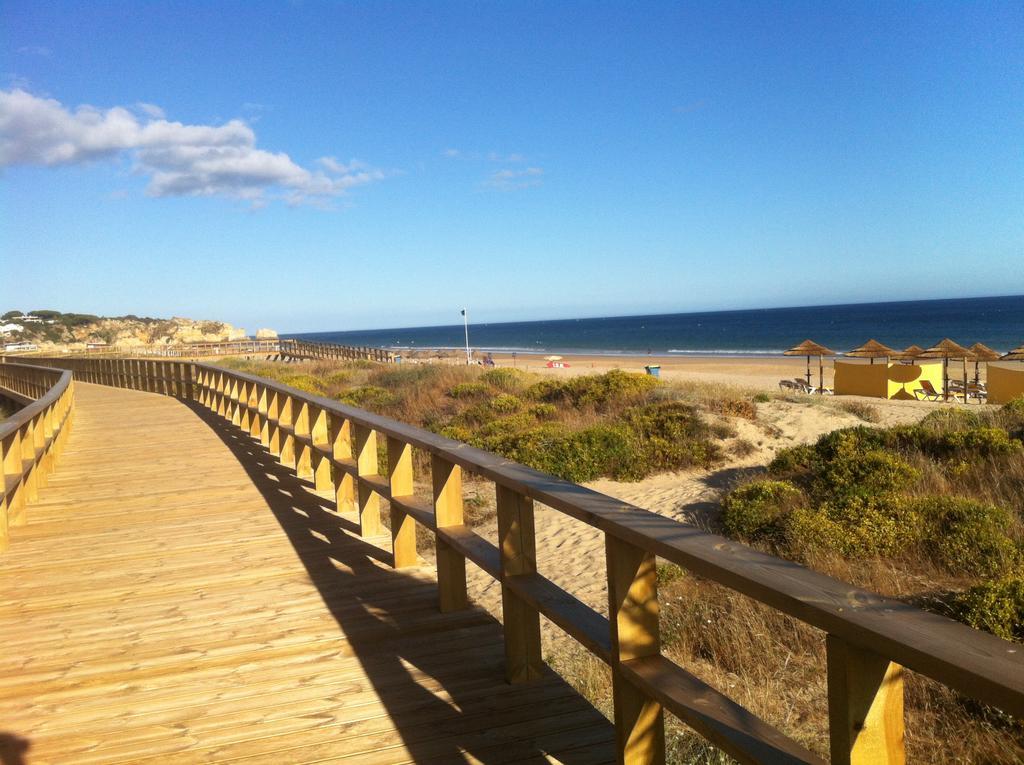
1001,344,1024,362
846,339,897,365
892,344,925,362
784,340,836,393
920,338,973,402
968,342,1001,385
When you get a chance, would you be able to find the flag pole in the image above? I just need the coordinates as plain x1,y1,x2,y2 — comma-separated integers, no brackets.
462,308,471,365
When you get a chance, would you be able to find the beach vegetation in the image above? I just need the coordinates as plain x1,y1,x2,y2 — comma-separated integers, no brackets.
838,400,882,422
214,359,742,483
950,577,1024,642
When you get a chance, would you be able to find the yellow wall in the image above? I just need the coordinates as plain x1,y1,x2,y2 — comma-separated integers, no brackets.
834,360,945,400
834,361,887,397
987,363,1024,405
888,361,944,400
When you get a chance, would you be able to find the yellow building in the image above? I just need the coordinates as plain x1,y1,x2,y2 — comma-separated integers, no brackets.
833,360,945,400
987,363,1024,404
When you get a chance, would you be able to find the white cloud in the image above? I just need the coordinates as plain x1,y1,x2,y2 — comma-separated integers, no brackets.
135,102,166,120
444,148,526,163
17,45,51,57
0,88,385,206
483,166,543,191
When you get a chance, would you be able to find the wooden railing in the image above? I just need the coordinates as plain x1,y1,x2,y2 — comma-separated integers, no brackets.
16,356,1024,764
69,339,283,358
0,362,75,552
279,338,396,363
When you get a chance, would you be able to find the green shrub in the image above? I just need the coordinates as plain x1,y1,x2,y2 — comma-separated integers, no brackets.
811,444,920,503
919,408,984,432
1003,397,1024,418
707,398,757,420
490,393,522,414
752,392,770,403
276,373,325,394
475,412,537,438
480,367,526,391
619,401,722,473
479,423,641,482
783,494,923,559
448,381,490,399
529,402,558,420
439,424,474,442
950,577,1024,642
838,400,881,423
911,496,1019,577
721,480,804,543
768,444,821,484
998,397,1024,440
340,386,396,411
526,370,658,409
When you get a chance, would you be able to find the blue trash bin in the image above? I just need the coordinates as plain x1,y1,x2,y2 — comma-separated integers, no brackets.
645,365,660,378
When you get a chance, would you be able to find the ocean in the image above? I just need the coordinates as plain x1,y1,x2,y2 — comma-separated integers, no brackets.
287,295,1024,357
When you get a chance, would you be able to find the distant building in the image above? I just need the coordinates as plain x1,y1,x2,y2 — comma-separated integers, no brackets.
0,323,24,334
4,342,38,352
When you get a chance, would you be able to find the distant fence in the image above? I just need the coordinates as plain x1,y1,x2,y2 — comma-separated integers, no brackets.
278,339,396,363
1,338,399,363
73,339,283,357
9,353,1024,764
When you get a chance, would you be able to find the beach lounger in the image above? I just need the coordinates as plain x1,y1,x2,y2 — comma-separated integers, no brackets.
914,380,943,401
778,379,801,392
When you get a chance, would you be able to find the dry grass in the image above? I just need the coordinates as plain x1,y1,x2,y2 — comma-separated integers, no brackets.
548,560,1023,764
837,399,882,422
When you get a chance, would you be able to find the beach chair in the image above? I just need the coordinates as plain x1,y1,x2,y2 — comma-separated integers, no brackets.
966,382,987,402
778,379,800,392
914,380,942,401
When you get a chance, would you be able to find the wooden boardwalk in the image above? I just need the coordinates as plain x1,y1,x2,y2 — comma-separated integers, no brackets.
0,384,613,764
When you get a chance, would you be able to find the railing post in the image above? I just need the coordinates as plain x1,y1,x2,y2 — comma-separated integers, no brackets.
497,485,543,683
294,401,312,478
331,415,355,512
311,406,332,494
245,381,260,437
387,436,417,568
606,535,665,764
258,384,270,446
21,420,37,504
432,456,467,612
827,635,905,765
353,423,382,536
238,381,252,432
267,390,282,456
4,430,25,528
279,395,295,466
230,378,242,427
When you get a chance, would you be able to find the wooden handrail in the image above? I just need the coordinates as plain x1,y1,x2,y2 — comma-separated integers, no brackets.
0,361,75,553
17,355,1024,764
278,338,396,363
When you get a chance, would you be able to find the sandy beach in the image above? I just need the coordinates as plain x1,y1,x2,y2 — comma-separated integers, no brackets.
489,351,830,390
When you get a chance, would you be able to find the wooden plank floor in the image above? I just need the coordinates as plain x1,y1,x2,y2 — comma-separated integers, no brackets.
0,383,613,764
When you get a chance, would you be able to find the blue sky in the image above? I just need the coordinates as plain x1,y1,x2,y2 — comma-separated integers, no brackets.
2,1,1022,333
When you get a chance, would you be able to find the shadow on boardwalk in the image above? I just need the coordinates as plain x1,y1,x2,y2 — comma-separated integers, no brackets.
188,402,615,764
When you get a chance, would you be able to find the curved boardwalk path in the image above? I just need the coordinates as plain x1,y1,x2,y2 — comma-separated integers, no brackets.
0,383,613,764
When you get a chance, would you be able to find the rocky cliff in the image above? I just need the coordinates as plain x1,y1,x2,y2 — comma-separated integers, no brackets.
1,310,274,351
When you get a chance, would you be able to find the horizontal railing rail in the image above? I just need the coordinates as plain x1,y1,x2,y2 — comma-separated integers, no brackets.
0,361,75,552
279,338,396,363
63,339,283,358
18,355,1024,764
